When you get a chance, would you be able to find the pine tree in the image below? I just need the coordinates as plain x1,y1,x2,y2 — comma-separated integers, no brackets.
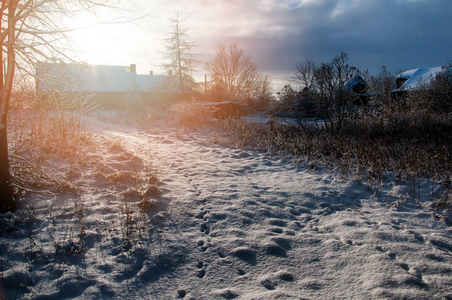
161,14,199,100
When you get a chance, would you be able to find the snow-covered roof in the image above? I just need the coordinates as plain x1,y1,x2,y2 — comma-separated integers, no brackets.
136,75,166,93
36,63,165,93
394,66,444,92
397,68,419,80
345,75,366,91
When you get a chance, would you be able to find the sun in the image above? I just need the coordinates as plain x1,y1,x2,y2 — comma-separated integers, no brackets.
67,11,130,65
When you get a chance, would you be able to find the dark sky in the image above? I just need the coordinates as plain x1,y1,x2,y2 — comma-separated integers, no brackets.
207,0,452,82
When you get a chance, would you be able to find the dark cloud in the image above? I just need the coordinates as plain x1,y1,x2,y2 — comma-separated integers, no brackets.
191,0,451,84
125,0,451,87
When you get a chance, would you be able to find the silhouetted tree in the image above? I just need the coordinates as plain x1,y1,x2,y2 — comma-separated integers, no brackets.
368,66,396,113
292,58,316,96
293,52,360,133
249,74,273,111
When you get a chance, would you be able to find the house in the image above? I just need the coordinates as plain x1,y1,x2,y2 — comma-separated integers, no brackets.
393,66,444,94
345,75,368,105
36,62,166,108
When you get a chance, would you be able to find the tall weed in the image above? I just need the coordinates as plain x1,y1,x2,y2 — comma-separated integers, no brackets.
218,110,452,193
169,100,216,128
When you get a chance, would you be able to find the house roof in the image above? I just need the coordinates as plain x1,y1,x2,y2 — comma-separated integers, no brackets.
394,66,443,92
345,75,366,91
36,63,165,93
136,75,166,93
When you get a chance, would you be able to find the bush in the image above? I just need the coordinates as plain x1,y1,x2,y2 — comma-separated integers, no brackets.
407,66,452,113
218,109,452,189
169,100,216,128
291,52,362,134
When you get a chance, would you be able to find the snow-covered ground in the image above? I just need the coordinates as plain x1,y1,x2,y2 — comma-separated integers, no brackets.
1,110,452,299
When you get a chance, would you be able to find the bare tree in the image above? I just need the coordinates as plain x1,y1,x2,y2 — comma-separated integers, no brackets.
207,43,260,102
292,58,316,95
160,14,198,100
248,74,273,110
368,66,396,112
292,52,360,134
0,0,118,212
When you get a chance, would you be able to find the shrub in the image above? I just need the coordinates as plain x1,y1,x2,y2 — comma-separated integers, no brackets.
218,108,452,192
169,100,216,128
407,66,452,113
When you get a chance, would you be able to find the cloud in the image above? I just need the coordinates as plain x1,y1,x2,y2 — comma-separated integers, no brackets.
164,0,452,83
72,0,451,88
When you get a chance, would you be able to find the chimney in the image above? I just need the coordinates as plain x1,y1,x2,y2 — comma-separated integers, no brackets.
129,64,136,73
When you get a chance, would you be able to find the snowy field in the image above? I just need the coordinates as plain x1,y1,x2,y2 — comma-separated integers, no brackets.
1,110,452,299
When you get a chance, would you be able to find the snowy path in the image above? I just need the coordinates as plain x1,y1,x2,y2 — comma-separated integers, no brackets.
84,112,452,299
2,111,452,299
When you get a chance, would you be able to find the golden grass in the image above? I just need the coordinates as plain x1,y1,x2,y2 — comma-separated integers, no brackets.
169,100,216,128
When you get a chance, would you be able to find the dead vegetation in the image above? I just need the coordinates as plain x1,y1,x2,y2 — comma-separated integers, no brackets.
2,91,165,297
215,80,452,215
169,100,217,128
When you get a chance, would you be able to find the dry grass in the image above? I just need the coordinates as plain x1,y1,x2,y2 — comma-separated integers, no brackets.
10,106,91,161
217,109,452,213
169,100,216,128
8,93,92,195
3,94,166,297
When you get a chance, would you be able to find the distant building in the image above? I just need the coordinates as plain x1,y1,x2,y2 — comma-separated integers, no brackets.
345,75,368,105
394,66,444,93
36,62,166,108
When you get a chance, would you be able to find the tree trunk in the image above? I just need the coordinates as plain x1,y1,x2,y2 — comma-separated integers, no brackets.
0,0,18,212
0,90,15,213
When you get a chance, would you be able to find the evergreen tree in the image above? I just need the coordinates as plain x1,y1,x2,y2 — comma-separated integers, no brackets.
161,14,199,100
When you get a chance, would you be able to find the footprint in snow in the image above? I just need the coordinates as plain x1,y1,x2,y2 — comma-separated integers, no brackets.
195,261,206,278
200,222,210,235
197,148,209,153
261,279,277,290
258,272,295,291
268,219,287,227
211,289,239,299
279,273,294,281
195,210,207,219
265,244,287,257
196,268,206,278
269,227,284,234
197,239,208,252
177,289,187,298
398,262,410,271
237,269,246,276
430,238,452,252
230,152,251,159
271,237,292,250
217,249,227,258
230,247,257,265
